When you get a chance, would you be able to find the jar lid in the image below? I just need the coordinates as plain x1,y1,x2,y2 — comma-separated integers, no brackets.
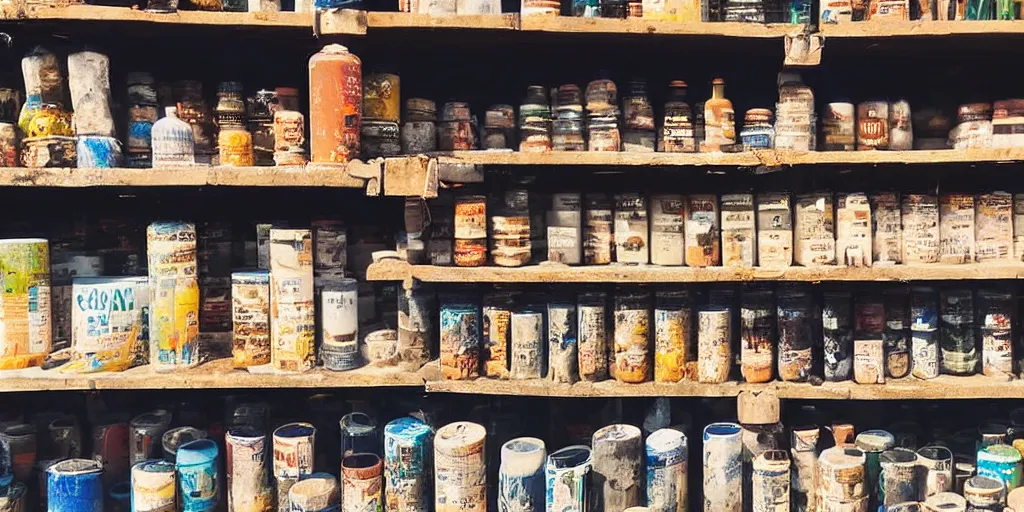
744,108,773,124
441,101,471,122
958,102,993,123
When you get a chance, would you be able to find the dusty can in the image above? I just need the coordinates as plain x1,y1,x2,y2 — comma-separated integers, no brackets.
650,195,685,266
269,229,315,373
435,422,486,512
836,192,872,267
794,192,836,266
721,193,755,267
939,193,975,264
309,44,361,163
0,239,51,370
685,194,720,267
871,192,903,265
231,271,271,368
756,193,793,268
976,191,1013,262
902,194,940,265
614,289,651,383
65,276,149,373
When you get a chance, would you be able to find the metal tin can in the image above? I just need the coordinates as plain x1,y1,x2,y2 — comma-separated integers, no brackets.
822,102,855,151
548,301,579,384
0,238,51,370
614,193,649,265
482,292,513,379
435,422,486,512
47,459,103,512
902,194,940,265
591,424,642,510
131,460,176,512
939,193,975,264
161,426,207,463
225,427,271,512
290,473,340,512
977,444,1022,493
654,290,690,383
176,439,219,512
879,449,919,506
777,288,814,382
363,73,400,124
790,427,819,512
584,194,614,265
309,44,361,163
836,192,872,267
649,195,685,266
614,289,651,383
438,102,474,151
231,271,271,368
871,192,902,265
917,445,953,498
548,193,582,265
397,283,433,370
721,193,755,267
321,278,360,371
740,288,774,383
577,291,608,382
273,423,316,512
752,450,790,512
269,229,315,373
646,428,687,512
823,291,853,382
384,417,433,512
818,446,867,504
940,289,976,376
545,446,591,512
703,423,742,512
63,276,149,373
857,101,889,150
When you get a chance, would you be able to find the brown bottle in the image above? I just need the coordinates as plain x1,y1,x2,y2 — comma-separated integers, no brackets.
701,78,735,152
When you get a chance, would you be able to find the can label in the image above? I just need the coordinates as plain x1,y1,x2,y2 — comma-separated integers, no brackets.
902,195,940,264
650,196,685,266
871,193,902,264
836,193,872,267
940,194,975,264
794,193,836,266
685,195,720,267
614,194,649,265
482,306,511,378
269,230,315,373
231,274,271,368
440,306,481,380
982,329,1013,376
150,277,200,369
66,277,150,373
614,308,650,383
976,192,1013,262
757,194,793,268
721,194,755,267
854,339,884,384
510,312,544,379
578,305,607,381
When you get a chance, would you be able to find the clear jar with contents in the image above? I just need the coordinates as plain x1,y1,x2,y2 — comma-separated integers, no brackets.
660,80,695,152
950,103,993,150
740,287,774,383
822,290,853,382
613,288,651,383
777,287,814,382
940,288,977,376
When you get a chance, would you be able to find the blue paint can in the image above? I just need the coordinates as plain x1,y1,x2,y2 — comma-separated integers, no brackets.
47,458,103,512
646,428,687,512
76,135,122,168
703,423,742,512
498,437,546,512
545,445,591,512
977,444,1022,493
176,439,219,512
384,417,433,512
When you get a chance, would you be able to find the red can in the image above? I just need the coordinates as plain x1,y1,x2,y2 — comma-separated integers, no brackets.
92,421,130,486
309,44,362,163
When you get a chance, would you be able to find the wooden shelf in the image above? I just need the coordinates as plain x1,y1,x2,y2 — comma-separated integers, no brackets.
0,166,366,187
819,20,1024,38
0,358,424,392
519,16,797,37
366,11,517,30
427,374,1020,400
366,260,1024,283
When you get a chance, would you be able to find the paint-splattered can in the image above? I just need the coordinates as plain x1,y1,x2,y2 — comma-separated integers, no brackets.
482,292,513,379
147,222,199,370
856,430,894,509
498,437,545,512
273,423,316,512
752,450,790,512
822,291,853,382
976,191,1014,262
740,288,773,383
454,195,487,267
384,417,433,512
290,473,340,512
48,459,103,512
939,193,975,264
777,288,813,382
794,192,836,266
547,193,582,265
685,194,720,267
577,291,608,382
650,195,684,266
440,299,481,380
435,422,486,512
879,448,920,506
654,290,690,383
613,193,649,265
312,220,347,279
309,44,361,163
321,278,360,371
645,428,687,512
756,193,793,268
924,492,965,512
545,445,591,512
697,306,731,383
129,411,172,465
818,446,866,505
176,439,219,512
721,193,755,267
591,424,642,510
548,301,579,384
614,289,651,383
940,289,976,376
230,271,270,369
269,229,315,373
964,475,1006,510
902,194,940,265
225,427,271,512
584,194,614,265
510,308,544,380
0,238,51,370
871,192,902,265
910,287,939,379
836,192,872,267
790,427,819,512
65,276,149,373
703,423,742,512
977,444,1022,492
917,445,953,498
130,460,176,512
76,135,122,168
162,426,206,463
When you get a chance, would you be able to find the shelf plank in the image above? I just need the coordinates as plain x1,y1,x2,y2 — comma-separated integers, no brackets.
819,20,1024,38
520,15,798,37
0,166,366,187
427,374,1019,400
366,260,1024,283
0,358,424,392
366,11,518,29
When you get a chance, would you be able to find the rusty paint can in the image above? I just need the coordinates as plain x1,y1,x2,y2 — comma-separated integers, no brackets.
273,423,316,512
836,192,872,267
654,290,690,383
794,192,836,266
548,301,579,384
439,102,474,151
162,426,207,463
740,287,773,383
976,191,1013,262
65,276,150,373
614,289,651,383
129,411,172,464
269,229,315,373
777,288,813,382
577,291,608,382
225,426,271,512
650,195,685,266
901,194,940,265
363,73,400,124
309,44,361,163
721,193,755,267
917,445,953,498
130,460,176,512
401,99,437,154
455,194,487,267
0,238,51,370
510,308,544,379
823,291,853,382
591,424,643,510
752,450,790,512
231,271,271,369
939,193,975,264
482,292,513,379
697,307,731,383
614,193,649,265
870,192,902,265
440,298,481,380
857,101,889,150
92,420,130,486
147,222,200,370
756,193,793,268
435,422,486,512
584,194,614,265
685,194,720,267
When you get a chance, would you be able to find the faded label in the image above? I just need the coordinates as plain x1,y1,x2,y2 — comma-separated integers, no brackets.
836,192,872,267
794,193,836,266
901,194,939,264
976,191,1013,262
757,194,793,268
720,194,755,268
939,194,975,264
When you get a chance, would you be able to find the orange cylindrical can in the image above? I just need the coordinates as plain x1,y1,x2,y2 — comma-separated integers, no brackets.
309,44,362,164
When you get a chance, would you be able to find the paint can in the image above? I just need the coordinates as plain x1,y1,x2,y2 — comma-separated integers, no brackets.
741,423,783,511
836,192,872,267
64,276,150,373
131,460,176,512
51,253,103,352
721,193,756,267
818,446,866,508
440,299,482,380
129,411,172,464
591,424,642,510
454,195,487,267
162,426,206,463
977,444,1022,492
545,446,591,512
703,423,742,512
311,220,347,280
288,473,339,512
853,338,885,384
685,194,720,267
976,191,1013,262
321,278,360,371
654,290,690,383
147,222,199,370
397,283,433,371
879,448,920,506
230,271,270,369
578,291,608,382
923,492,965,512
777,288,813,382
650,195,685,266
269,229,315,373
273,423,316,512
645,428,686,512
435,422,486,512
614,289,651,383
308,44,361,163
940,289,976,376
76,135,121,168
584,194,614,265
917,446,953,498
547,193,582,265
963,475,1005,510
739,287,774,383
697,306,731,383
176,439,218,512
856,430,894,510
498,437,546,512
978,289,1013,377
790,426,819,512
481,292,513,379
822,102,855,150
823,291,853,382
939,193,975,264
613,193,649,265
756,193,793,268
794,191,836,266
870,192,902,265
92,420,129,485
856,101,889,149
384,417,433,512
224,426,271,512
491,191,531,268
548,301,579,384
0,123,17,167
0,425,32,487
510,309,544,379
901,194,940,265
752,450,789,512
47,459,103,512
0,239,51,370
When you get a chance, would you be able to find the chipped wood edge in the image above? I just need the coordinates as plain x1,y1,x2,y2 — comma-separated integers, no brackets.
366,11,518,30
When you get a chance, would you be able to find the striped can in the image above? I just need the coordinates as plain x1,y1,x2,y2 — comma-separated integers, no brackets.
0,238,51,370
269,229,315,373
47,459,103,512
342,454,383,512
131,460,175,512
176,439,219,512
703,423,742,512
384,417,434,512
273,423,316,512
545,445,591,512
129,411,172,464
435,422,486,512
65,276,149,373
646,428,687,512
321,277,360,371
440,301,482,380
231,271,271,368
147,221,199,370
226,426,272,512
977,444,1022,492
290,473,340,512
752,450,790,512
498,437,545,512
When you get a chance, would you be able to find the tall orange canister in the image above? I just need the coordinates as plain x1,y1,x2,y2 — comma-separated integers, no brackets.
309,44,362,163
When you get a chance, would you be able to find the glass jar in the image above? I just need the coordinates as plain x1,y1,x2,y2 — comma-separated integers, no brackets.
740,287,774,383
613,288,651,383
950,103,993,150
661,80,695,153
653,289,692,383
553,84,585,151
940,288,976,376
777,287,814,382
822,291,853,382
519,86,552,152
247,89,277,166
883,287,911,379
621,80,655,152
740,108,775,150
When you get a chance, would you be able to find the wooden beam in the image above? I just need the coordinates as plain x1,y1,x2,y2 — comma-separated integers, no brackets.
366,11,518,30
519,16,797,37
0,166,366,187
819,19,1024,37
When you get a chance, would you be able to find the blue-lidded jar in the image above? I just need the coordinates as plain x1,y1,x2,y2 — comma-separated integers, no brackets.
740,108,775,150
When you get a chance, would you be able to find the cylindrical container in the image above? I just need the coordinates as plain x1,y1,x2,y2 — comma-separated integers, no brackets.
790,427,819,512
384,417,433,512
721,193,756,267
976,191,1014,262
777,288,813,382
47,459,103,512
591,424,643,510
584,194,614,265
740,288,774,383
438,102,474,150
940,289,976,376
92,420,129,486
269,229,316,373
510,309,544,379
836,192,872,267
939,193,975,264
698,306,731,383
440,299,481,380
150,107,195,165
129,411,172,464
823,291,853,382
883,288,911,379
822,102,856,151
978,289,1013,377
963,476,1005,510
309,44,361,163
363,73,400,124
273,110,307,165
818,446,866,505
273,423,316,512
231,271,271,368
646,428,687,512
756,193,793,268
856,430,894,510
1015,194,1024,262
911,287,939,379
650,195,685,266
0,239,51,370
614,289,651,383
545,446,591,512
455,195,487,267
340,412,377,457
130,459,176,512
917,445,953,498
752,450,790,512
321,278,360,371
703,423,742,512
482,292,513,379
483,104,516,150
161,426,206,463
794,192,836,266
857,101,889,150
1,425,35,482
879,448,920,506
76,135,122,168
654,290,691,383
924,492,965,512
685,194,720,267
614,193,650,264
225,427,271,512
871,192,903,265
547,192,582,265
435,422,486,512
340,454,382,512
548,302,579,384
578,291,609,382
498,437,546,512
290,473,340,512
67,51,114,137
853,338,885,384
401,99,437,154
176,439,218,512
147,222,199,370
977,444,1022,492
902,194,940,265
66,276,150,373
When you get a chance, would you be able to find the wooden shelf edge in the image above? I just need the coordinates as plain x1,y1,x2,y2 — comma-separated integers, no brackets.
0,166,367,187
365,11,518,29
520,16,798,37
819,19,1024,38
